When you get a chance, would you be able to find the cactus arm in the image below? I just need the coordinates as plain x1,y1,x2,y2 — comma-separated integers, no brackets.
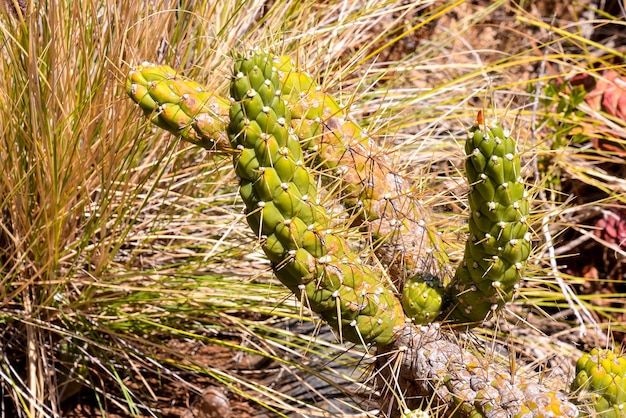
126,60,443,291
226,52,406,346
373,113,578,416
126,62,231,151
572,348,626,417
446,111,531,324
274,56,443,285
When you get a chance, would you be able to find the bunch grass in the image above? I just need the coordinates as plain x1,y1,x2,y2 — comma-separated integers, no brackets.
0,0,625,417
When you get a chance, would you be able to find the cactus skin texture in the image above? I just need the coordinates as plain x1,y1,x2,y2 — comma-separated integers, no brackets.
447,111,531,324
379,323,579,418
572,348,626,417
401,273,443,325
227,52,405,346
126,62,230,150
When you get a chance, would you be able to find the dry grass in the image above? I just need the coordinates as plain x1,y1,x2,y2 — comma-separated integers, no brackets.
0,0,625,417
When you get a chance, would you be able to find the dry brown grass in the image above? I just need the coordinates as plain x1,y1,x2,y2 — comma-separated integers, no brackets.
0,0,625,416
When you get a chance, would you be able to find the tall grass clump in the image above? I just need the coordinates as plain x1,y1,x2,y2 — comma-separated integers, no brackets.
1,0,625,417
0,2,198,416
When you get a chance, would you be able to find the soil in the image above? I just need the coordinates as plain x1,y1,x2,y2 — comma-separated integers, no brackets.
62,340,262,418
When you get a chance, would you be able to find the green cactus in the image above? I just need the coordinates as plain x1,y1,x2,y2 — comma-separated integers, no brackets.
401,272,443,325
227,52,406,346
447,111,531,324
126,59,442,288
126,62,230,150
275,56,443,279
125,52,591,417
572,348,626,417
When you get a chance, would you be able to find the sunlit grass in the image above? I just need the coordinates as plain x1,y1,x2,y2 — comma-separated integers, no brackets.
0,0,625,416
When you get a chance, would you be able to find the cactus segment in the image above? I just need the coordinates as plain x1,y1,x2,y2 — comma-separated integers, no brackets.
126,62,230,150
401,273,443,325
383,324,579,418
227,52,406,346
447,112,531,324
126,59,443,286
572,348,626,417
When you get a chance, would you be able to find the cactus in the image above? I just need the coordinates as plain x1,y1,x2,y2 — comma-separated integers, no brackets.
227,56,575,414
446,111,531,324
572,348,626,417
126,60,442,288
226,51,406,346
126,62,230,150
275,55,442,284
126,53,587,417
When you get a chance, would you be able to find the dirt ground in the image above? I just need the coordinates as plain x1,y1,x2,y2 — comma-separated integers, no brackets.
62,340,261,417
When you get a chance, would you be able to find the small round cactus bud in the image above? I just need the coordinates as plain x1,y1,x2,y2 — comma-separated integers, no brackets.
401,273,444,325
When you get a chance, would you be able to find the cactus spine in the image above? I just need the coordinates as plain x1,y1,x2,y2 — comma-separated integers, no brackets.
227,52,405,346
447,111,531,324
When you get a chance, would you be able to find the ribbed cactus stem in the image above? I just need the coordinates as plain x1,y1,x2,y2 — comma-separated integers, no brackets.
572,348,626,417
275,56,443,284
447,111,531,324
126,59,443,288
126,63,230,150
227,52,405,346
